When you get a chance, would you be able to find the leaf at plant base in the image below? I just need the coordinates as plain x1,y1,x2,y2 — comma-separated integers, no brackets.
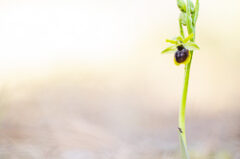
161,45,177,54
179,133,190,159
184,42,200,50
183,33,194,43
166,39,178,44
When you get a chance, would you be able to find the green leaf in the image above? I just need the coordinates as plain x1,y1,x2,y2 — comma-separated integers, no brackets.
161,45,177,54
179,134,190,159
166,39,178,44
183,33,194,43
184,42,200,50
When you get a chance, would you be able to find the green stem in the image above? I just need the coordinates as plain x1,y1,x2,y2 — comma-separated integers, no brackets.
179,30,195,153
178,0,199,158
178,50,193,146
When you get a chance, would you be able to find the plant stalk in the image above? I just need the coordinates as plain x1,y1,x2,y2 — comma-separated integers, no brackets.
178,0,199,157
178,50,193,146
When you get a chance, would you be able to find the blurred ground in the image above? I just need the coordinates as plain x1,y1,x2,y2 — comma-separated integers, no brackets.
0,70,239,159
0,0,239,158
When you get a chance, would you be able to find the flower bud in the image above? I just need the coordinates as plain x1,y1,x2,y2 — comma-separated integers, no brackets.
177,0,186,12
190,1,195,14
179,12,187,26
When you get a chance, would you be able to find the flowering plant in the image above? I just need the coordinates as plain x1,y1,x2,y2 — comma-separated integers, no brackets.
161,0,200,158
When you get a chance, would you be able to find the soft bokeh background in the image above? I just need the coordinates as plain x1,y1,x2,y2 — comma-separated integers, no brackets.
0,0,239,158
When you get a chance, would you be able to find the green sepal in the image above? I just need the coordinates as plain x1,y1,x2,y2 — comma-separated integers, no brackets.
184,42,200,50
161,45,177,54
166,39,178,44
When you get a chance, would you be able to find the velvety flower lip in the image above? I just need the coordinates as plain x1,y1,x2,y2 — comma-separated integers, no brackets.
174,48,191,65
161,33,199,65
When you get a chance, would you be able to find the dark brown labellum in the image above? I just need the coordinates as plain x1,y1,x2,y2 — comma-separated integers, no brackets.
177,45,184,51
175,48,189,63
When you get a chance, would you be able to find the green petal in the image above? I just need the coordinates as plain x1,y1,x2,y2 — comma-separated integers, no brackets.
166,39,178,44
183,33,194,43
176,36,184,42
161,45,177,54
184,42,200,50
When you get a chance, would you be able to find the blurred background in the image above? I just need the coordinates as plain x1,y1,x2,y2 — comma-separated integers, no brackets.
0,0,239,158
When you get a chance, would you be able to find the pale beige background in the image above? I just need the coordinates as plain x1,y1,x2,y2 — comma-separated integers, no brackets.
0,0,239,158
